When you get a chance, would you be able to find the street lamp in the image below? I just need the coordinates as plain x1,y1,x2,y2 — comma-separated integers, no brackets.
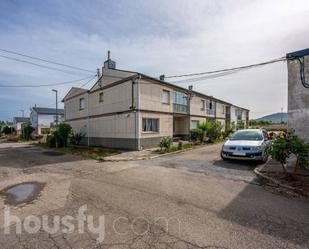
52,89,58,125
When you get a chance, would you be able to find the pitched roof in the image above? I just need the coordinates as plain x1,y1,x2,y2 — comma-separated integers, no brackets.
33,107,64,115
13,117,30,123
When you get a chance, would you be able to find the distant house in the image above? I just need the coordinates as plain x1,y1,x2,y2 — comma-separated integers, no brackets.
13,117,30,135
30,107,64,135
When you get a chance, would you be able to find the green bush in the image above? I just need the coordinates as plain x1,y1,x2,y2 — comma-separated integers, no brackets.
190,128,204,142
198,120,223,143
21,124,34,140
222,123,234,139
46,123,72,148
159,137,173,151
69,131,85,145
2,126,14,134
268,132,309,173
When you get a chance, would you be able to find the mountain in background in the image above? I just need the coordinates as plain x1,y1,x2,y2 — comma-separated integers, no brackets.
255,112,288,123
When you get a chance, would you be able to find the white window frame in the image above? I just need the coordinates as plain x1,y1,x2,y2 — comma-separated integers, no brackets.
142,118,159,132
79,98,85,110
162,90,170,104
201,99,205,110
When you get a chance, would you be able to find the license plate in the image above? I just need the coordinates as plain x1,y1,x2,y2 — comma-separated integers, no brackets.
233,152,246,156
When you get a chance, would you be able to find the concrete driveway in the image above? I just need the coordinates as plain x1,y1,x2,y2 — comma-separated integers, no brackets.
0,142,308,249
140,143,261,184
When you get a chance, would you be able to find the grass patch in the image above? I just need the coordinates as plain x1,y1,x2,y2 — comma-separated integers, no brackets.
156,143,193,154
36,143,119,161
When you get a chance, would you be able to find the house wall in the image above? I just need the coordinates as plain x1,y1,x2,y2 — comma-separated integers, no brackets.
216,102,226,119
287,56,309,141
140,81,173,112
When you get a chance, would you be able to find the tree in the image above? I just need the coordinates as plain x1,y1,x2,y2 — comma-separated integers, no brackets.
47,123,72,147
198,120,223,143
2,126,14,134
21,124,34,140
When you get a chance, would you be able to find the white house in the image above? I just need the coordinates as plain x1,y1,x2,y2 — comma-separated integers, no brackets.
30,107,64,135
13,117,30,135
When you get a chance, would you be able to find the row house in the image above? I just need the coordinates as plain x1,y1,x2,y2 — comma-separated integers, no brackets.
63,52,249,150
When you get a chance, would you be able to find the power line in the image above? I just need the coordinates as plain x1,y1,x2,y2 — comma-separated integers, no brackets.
80,75,97,88
165,57,286,79
0,54,92,76
0,48,95,73
0,75,96,88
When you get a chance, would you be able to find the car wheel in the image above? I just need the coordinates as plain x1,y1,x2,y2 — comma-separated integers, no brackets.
221,152,227,161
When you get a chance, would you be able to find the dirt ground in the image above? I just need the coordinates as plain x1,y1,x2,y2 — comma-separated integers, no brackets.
0,141,308,249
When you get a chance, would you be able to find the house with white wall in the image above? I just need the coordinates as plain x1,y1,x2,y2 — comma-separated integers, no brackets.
30,107,64,135
13,117,30,135
63,52,249,150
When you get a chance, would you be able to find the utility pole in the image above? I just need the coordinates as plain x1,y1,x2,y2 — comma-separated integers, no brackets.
52,89,58,148
52,89,58,125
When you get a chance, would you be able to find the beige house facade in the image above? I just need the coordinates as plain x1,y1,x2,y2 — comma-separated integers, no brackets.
63,54,249,150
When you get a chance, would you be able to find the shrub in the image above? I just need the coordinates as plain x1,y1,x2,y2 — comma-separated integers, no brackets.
46,123,72,148
198,120,223,143
21,124,34,141
159,137,173,151
222,123,234,139
69,131,86,145
268,131,309,173
2,126,14,134
190,128,204,142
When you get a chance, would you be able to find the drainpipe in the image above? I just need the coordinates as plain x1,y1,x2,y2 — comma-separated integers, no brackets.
134,74,141,150
87,91,90,147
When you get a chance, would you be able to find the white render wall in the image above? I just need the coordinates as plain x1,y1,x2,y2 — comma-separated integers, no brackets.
287,56,309,141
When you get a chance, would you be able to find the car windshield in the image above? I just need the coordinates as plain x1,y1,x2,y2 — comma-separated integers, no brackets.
229,130,263,141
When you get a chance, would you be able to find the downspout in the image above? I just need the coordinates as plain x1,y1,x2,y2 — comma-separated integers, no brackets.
135,74,141,150
87,91,90,147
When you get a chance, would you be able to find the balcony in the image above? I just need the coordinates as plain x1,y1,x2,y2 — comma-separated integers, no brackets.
206,109,215,116
173,103,188,114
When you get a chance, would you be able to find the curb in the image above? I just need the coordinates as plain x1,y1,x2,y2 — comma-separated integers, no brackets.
253,167,301,192
103,147,195,162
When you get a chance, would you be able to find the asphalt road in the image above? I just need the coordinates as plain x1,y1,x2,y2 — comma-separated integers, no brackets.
0,142,308,249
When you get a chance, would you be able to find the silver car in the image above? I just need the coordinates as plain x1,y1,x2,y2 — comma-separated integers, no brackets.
221,129,270,162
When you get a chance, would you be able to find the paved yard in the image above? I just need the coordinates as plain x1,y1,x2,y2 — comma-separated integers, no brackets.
0,142,308,249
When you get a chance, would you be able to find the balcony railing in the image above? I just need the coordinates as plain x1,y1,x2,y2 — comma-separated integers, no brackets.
206,109,215,116
173,104,188,113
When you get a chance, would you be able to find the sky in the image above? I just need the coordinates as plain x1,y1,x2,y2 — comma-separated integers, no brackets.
0,0,308,121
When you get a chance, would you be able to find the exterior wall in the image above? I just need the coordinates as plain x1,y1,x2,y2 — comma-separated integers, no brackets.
287,56,309,141
67,113,137,150
216,102,226,119
139,112,173,149
190,116,206,129
190,96,205,116
140,81,173,112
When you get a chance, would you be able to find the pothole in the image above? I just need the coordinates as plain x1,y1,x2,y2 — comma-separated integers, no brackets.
0,182,45,206
42,151,65,156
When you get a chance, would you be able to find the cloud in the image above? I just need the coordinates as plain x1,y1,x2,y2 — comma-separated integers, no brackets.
0,0,308,120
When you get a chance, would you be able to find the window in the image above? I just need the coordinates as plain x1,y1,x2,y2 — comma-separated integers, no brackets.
99,92,104,103
191,120,199,129
162,90,170,104
206,100,215,115
201,100,205,110
142,118,159,132
222,105,225,114
79,98,85,110
173,91,188,113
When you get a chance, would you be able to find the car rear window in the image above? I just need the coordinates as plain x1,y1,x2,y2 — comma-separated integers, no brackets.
230,130,263,141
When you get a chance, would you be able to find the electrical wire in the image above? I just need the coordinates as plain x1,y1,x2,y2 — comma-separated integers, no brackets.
165,57,286,79
0,48,95,73
80,75,97,88
296,57,309,88
0,75,96,88
0,54,93,76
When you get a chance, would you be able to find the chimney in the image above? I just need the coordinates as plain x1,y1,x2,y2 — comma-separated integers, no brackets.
107,50,110,60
